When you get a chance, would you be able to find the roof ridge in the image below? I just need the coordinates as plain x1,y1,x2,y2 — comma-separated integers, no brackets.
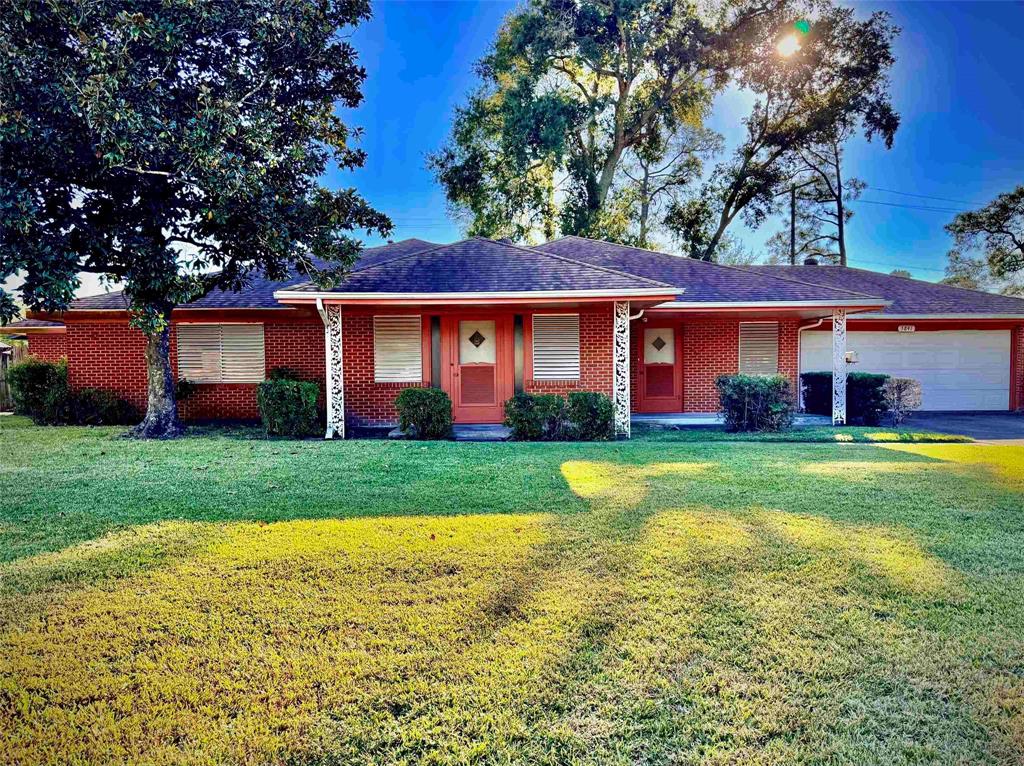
550,235,883,301
758,264,1024,304
480,236,678,290
344,239,448,276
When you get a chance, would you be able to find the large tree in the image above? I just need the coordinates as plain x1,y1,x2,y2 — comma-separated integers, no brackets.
945,185,1024,284
666,6,898,260
428,0,799,244
0,0,390,437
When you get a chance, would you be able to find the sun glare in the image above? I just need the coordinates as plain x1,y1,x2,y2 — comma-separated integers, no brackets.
776,33,801,57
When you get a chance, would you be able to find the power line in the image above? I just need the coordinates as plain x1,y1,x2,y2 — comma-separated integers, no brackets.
856,198,965,214
865,186,983,207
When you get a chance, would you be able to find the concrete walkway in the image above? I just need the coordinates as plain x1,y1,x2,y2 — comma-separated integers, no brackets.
631,413,832,429
904,412,1024,445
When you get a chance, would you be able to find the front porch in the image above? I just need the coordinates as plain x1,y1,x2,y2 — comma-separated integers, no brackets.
632,412,833,429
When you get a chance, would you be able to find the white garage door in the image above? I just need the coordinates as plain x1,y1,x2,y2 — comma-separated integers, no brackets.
801,330,1011,411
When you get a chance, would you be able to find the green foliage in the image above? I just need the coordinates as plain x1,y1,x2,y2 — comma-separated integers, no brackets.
715,374,795,432
504,392,567,441
256,379,321,438
395,388,453,440
566,391,614,441
1,0,390,434
268,367,306,382
945,185,1024,280
6,357,67,423
504,391,612,441
175,378,198,401
6,357,136,425
666,8,900,260
801,371,890,426
72,388,139,426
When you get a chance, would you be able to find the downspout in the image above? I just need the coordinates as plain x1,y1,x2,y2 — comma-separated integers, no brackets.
629,308,645,321
797,317,826,410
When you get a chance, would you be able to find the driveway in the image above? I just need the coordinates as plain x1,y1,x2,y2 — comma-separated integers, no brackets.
906,412,1024,444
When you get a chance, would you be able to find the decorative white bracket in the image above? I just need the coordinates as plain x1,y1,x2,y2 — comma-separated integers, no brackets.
317,300,345,439
613,301,631,439
832,308,847,426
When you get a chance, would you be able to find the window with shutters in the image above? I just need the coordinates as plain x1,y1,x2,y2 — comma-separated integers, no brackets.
176,324,265,383
738,321,779,375
532,314,580,380
374,315,422,382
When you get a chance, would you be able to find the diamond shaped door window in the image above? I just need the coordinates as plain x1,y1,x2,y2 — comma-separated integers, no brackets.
651,336,666,352
469,330,486,348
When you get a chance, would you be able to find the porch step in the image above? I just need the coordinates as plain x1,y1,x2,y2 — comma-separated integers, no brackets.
452,424,512,442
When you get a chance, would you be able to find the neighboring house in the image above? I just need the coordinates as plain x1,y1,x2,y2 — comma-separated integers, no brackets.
2,236,1022,437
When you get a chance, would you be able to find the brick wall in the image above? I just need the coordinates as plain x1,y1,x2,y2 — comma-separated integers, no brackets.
26,333,68,362
630,316,800,413
62,319,325,421
524,306,614,398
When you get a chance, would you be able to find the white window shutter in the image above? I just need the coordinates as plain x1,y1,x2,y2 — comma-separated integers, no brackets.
374,316,422,382
177,324,223,382
220,325,265,383
738,322,779,375
177,324,265,383
532,314,580,380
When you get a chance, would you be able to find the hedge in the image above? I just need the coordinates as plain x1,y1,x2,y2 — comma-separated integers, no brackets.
6,357,137,425
504,391,614,441
801,371,890,425
256,378,321,437
715,374,795,432
395,388,452,440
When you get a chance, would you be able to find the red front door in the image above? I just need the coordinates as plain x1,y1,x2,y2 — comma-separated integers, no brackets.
442,316,514,423
638,324,683,412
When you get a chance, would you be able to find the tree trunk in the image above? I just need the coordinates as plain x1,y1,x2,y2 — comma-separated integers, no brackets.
133,321,183,438
834,154,847,266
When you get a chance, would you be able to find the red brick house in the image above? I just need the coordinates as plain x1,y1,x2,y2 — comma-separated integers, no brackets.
4,236,1023,437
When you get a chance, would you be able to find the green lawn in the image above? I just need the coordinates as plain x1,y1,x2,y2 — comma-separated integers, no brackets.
1,417,1022,765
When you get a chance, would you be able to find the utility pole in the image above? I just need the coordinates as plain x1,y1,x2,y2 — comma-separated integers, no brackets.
789,186,796,265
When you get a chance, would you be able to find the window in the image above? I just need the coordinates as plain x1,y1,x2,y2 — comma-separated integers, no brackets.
532,314,580,380
738,321,779,375
374,315,422,382
177,324,265,383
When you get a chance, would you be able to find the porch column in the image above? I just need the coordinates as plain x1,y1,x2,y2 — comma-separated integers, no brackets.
831,308,847,425
318,303,345,439
613,301,631,438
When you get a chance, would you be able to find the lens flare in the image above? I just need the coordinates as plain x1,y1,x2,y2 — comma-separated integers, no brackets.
776,33,801,57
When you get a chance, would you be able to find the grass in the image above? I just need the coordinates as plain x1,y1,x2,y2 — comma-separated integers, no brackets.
632,423,973,443
0,417,1022,765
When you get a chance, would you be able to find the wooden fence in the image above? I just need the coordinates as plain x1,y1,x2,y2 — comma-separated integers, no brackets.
0,344,28,412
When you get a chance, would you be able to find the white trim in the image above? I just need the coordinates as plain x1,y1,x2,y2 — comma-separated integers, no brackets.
851,313,1024,320
274,288,677,301
650,299,891,309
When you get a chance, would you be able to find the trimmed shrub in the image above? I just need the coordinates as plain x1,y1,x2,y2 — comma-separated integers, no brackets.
6,357,137,425
257,379,321,437
566,391,614,441
395,387,452,440
504,392,571,441
715,374,795,432
6,357,72,424
883,377,923,426
801,371,890,425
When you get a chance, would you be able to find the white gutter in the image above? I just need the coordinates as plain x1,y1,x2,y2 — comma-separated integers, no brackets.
649,299,891,309
796,317,826,409
851,313,1024,320
274,287,678,301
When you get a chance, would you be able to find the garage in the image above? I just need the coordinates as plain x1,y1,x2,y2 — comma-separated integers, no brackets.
801,329,1012,411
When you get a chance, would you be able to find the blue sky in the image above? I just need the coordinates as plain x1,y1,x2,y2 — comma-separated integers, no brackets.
334,0,1024,283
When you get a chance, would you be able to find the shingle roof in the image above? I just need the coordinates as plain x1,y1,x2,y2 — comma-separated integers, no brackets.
535,237,883,304
281,237,676,296
0,318,65,329
748,265,1024,316
69,239,439,310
